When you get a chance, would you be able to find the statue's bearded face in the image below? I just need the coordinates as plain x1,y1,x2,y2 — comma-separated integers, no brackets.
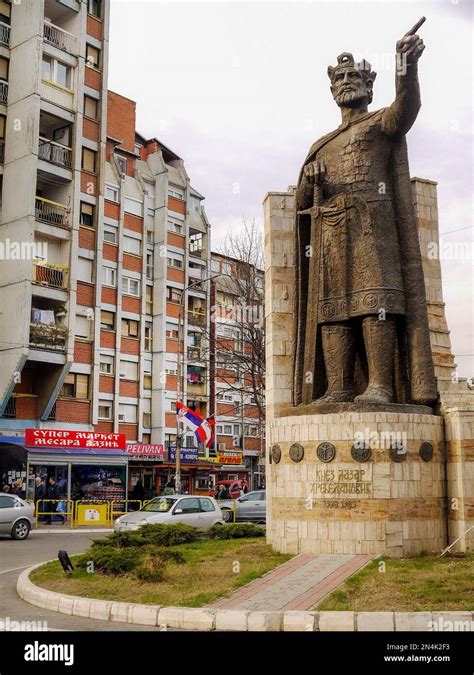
330,67,372,108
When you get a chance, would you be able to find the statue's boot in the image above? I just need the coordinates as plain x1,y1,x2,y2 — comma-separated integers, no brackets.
354,316,396,404
314,324,355,403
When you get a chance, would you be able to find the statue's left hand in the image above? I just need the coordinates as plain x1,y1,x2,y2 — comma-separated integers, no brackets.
396,17,426,64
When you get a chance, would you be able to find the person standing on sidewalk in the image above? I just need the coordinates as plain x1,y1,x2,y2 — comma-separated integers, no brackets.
34,477,46,522
46,476,65,525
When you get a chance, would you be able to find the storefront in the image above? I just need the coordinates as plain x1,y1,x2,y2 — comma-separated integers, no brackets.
207,449,249,489
0,436,28,497
126,443,164,499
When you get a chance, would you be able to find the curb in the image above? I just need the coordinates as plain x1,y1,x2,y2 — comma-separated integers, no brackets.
32,529,113,534
17,565,474,631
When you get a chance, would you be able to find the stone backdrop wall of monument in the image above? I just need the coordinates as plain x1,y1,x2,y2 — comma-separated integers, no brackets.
264,179,474,554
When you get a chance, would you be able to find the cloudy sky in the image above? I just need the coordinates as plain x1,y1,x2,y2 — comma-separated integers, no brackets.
108,0,473,376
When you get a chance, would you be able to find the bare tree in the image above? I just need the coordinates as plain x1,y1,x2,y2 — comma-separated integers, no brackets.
212,219,265,422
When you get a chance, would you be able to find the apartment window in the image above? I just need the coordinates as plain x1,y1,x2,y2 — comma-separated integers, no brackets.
103,225,118,244
122,276,140,296
118,403,137,424
144,322,152,351
142,433,151,444
167,256,183,269
168,187,184,200
190,232,203,254
101,266,116,287
223,425,232,435
84,95,98,120
105,184,119,202
233,424,241,436
42,56,72,89
121,318,139,338
119,360,138,380
86,44,100,69
143,398,151,428
124,197,143,217
146,230,154,246
143,360,152,390
98,400,112,420
123,236,141,256
146,285,153,315
167,219,183,234
115,154,126,174
80,202,94,227
0,1,11,22
82,147,96,173
87,0,102,18
0,56,8,81
211,259,220,273
146,252,153,279
99,354,114,375
100,310,115,330
222,262,231,275
60,373,89,399
166,325,179,339
75,315,90,340
166,287,181,303
77,257,93,283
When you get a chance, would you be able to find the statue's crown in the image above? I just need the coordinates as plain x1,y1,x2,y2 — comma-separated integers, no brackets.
327,53,377,83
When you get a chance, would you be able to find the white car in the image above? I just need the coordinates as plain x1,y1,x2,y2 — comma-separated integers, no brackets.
0,493,35,540
114,495,224,532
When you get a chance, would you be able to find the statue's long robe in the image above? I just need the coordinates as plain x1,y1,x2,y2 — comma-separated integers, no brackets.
292,101,437,406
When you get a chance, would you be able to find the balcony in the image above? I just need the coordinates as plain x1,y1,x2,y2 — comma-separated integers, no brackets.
0,80,8,105
2,396,16,418
33,260,68,289
29,322,67,352
0,22,10,47
35,196,70,229
187,310,206,327
43,21,78,55
187,346,204,361
41,80,74,111
39,137,73,169
189,246,204,259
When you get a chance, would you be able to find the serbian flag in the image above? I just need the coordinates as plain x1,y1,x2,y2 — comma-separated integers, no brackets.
176,402,214,448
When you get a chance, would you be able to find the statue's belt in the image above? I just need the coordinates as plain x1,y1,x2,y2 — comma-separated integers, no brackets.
299,194,389,237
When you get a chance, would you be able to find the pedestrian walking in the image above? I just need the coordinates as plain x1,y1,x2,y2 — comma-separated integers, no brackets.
215,484,231,500
10,479,24,498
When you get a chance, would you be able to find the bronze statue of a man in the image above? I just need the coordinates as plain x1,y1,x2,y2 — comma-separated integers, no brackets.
292,19,437,408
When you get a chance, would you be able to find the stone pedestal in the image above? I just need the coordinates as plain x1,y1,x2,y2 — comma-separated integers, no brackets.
268,412,446,556
264,180,474,556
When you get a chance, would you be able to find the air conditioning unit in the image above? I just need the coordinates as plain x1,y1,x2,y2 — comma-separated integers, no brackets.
218,443,226,451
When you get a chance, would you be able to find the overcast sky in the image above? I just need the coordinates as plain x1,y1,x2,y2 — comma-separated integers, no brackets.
108,0,473,376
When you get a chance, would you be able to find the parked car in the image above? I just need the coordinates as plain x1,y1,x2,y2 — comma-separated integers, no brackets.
219,490,266,523
114,495,224,532
210,480,250,500
0,494,35,540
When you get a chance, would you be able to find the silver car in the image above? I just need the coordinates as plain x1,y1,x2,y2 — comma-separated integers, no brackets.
219,490,266,523
0,493,35,540
114,495,224,532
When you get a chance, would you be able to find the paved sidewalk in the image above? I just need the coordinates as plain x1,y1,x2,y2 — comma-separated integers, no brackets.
208,553,373,611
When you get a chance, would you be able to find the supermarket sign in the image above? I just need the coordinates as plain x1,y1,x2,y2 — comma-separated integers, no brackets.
126,443,164,459
25,429,126,450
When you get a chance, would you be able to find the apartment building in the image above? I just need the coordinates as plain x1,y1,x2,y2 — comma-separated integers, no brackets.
103,90,213,495
0,0,119,499
210,253,266,489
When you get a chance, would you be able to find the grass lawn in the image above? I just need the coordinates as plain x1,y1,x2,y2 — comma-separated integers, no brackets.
317,554,474,612
30,538,291,608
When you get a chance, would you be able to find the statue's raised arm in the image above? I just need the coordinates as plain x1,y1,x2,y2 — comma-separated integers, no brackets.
382,17,426,137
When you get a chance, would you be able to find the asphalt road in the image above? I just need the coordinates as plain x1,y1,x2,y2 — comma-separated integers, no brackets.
0,529,161,631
